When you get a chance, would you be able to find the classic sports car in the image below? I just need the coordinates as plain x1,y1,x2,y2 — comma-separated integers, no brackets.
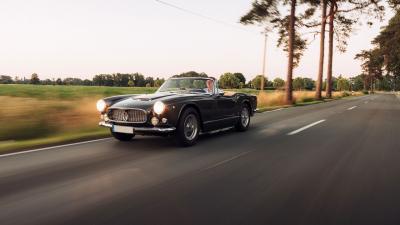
97,77,257,146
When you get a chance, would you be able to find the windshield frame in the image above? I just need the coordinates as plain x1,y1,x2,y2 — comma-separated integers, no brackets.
156,77,217,95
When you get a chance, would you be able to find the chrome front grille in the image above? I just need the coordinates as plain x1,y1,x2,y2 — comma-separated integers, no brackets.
108,108,147,123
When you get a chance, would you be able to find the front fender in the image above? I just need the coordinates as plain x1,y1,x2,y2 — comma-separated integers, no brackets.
161,101,203,129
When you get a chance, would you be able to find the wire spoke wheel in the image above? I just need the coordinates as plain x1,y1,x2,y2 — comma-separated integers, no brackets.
183,114,198,141
240,107,250,127
236,104,250,132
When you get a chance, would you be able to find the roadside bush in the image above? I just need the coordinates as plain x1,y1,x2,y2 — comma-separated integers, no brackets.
293,91,315,103
299,97,315,103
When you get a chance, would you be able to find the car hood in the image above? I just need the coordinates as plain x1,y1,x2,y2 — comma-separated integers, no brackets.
133,92,176,101
109,92,196,109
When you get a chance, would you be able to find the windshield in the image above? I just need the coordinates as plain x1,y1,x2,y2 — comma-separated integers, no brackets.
157,78,215,94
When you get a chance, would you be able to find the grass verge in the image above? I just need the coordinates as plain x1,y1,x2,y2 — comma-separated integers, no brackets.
257,93,365,112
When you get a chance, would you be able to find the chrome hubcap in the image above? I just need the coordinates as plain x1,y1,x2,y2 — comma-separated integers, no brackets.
241,107,250,127
183,114,198,141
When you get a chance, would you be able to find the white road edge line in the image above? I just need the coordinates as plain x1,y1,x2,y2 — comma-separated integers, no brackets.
287,120,326,136
267,108,284,113
347,106,357,110
0,138,112,158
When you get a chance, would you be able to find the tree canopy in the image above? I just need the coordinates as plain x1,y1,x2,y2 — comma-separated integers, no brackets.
173,71,208,78
219,73,241,89
356,10,400,91
30,73,40,85
251,75,268,90
373,10,400,77
273,78,285,89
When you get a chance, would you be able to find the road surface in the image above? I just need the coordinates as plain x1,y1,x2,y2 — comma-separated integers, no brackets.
1,93,400,225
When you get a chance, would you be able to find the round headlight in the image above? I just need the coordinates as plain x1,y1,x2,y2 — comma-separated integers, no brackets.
153,101,165,114
96,99,107,112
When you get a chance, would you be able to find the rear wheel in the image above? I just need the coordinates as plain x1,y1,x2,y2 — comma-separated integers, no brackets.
175,108,200,147
110,130,135,141
236,104,250,132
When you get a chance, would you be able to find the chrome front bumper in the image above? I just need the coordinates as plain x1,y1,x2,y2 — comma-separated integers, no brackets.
99,121,176,133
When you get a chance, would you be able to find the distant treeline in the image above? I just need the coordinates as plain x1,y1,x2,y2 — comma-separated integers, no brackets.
0,73,166,88
0,70,396,91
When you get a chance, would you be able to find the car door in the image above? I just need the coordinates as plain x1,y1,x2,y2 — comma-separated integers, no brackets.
189,94,219,132
214,94,238,127
195,94,219,124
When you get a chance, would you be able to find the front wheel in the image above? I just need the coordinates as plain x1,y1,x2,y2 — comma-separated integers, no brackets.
110,130,135,142
175,108,200,147
236,104,250,132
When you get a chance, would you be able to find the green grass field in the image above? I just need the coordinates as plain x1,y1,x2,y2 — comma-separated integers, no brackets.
0,84,157,100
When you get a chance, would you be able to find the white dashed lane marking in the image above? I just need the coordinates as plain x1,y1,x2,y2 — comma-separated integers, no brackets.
287,120,326,136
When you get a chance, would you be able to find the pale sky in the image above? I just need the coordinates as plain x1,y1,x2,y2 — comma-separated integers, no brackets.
0,0,394,81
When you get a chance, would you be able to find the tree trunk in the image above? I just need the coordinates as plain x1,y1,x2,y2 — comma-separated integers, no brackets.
370,75,373,93
315,0,327,100
326,1,335,98
285,0,296,104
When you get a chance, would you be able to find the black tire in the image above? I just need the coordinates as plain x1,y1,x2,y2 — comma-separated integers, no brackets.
236,104,251,132
110,130,135,142
175,108,200,147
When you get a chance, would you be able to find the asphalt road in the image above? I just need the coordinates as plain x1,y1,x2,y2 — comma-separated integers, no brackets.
1,93,400,225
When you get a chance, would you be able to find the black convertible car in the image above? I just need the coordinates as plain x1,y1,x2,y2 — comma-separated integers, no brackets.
97,77,257,146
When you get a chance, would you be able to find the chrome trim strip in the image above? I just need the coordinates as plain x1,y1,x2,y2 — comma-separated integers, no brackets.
135,127,176,132
108,107,148,111
200,126,233,135
107,119,146,124
203,116,240,124
99,121,175,132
